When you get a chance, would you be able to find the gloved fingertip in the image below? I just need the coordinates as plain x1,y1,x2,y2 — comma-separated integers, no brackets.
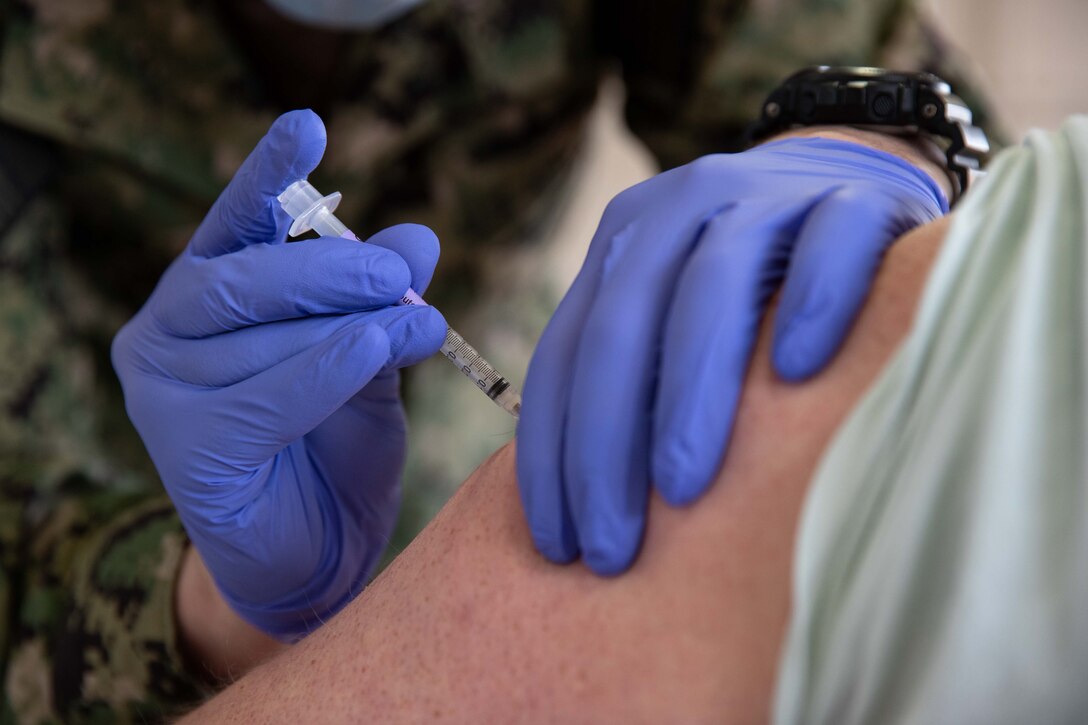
651,396,735,507
582,539,638,577
572,510,643,576
365,223,439,258
383,305,447,368
364,247,413,303
771,281,840,381
268,108,321,136
345,322,392,375
524,499,580,564
364,223,442,295
267,109,328,183
772,320,834,383
532,532,580,566
516,437,582,566
419,305,448,350
653,461,715,508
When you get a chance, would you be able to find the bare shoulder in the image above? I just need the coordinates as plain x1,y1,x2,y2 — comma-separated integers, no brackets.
186,216,950,724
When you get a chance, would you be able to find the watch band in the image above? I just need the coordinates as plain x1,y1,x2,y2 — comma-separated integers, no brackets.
746,66,991,201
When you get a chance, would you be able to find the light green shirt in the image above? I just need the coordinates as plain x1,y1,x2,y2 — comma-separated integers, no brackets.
775,116,1088,724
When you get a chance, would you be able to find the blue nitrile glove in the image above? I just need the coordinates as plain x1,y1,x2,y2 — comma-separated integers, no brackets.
111,110,446,640
517,137,949,575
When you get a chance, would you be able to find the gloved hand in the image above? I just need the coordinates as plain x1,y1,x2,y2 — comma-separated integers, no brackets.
517,136,948,575
111,110,446,640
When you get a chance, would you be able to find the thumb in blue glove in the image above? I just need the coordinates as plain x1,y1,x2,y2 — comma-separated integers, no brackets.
517,135,949,575
112,110,447,640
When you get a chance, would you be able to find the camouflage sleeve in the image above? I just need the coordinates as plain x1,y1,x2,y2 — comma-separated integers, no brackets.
0,193,210,722
1,488,207,724
605,0,1007,171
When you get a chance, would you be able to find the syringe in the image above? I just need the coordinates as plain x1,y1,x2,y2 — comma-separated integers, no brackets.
277,179,522,419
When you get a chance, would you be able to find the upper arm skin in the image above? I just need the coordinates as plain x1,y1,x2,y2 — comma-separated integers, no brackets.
186,216,951,724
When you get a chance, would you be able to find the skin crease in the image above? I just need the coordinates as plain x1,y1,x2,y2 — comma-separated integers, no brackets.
179,212,953,722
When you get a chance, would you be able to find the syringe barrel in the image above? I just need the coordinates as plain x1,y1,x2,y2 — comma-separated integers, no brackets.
277,179,522,419
440,327,508,399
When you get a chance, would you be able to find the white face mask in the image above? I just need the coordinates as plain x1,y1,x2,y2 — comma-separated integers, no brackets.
264,0,427,29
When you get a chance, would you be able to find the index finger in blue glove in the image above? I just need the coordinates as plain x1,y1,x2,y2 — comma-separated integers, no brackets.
516,205,647,565
771,185,942,382
516,303,584,564
151,237,411,338
362,223,441,296
561,208,726,575
189,109,327,259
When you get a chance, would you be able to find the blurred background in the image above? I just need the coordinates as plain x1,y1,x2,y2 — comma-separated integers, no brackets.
395,0,1088,550
926,0,1088,137
546,0,1088,298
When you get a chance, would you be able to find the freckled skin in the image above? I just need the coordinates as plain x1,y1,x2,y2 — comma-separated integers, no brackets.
184,218,950,723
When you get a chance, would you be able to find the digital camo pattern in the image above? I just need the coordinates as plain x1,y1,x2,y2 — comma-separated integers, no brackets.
1,489,204,723
0,0,999,718
0,192,210,722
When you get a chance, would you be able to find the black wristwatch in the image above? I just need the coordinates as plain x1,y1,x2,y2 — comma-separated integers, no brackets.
746,66,990,202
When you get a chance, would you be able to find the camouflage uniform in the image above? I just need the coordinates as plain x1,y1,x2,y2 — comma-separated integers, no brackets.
0,0,999,720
